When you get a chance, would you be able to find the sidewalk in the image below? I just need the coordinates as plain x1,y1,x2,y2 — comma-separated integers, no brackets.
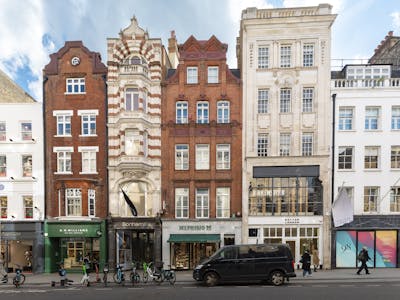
3,268,400,286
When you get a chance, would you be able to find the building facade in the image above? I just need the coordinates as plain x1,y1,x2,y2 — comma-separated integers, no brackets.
107,17,170,268
332,35,400,268
43,41,108,272
0,70,44,273
238,4,336,267
161,35,242,270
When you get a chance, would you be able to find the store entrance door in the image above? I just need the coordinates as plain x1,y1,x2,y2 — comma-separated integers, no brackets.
284,239,298,263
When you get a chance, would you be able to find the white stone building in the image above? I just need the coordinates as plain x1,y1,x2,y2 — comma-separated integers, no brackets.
0,69,44,272
238,4,336,267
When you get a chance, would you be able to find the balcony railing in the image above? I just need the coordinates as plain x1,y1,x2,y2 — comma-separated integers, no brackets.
332,78,400,89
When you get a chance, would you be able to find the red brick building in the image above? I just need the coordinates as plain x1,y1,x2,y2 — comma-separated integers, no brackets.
161,35,242,269
42,41,108,272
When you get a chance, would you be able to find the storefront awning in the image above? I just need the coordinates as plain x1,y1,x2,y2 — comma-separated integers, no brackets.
167,234,220,243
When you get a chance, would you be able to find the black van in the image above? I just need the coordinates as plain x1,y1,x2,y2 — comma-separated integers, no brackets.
193,243,296,286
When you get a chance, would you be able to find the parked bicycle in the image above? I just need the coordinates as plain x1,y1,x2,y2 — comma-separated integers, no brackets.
113,264,125,285
129,262,141,285
103,263,109,287
12,265,25,288
142,262,163,284
55,263,73,287
160,264,176,285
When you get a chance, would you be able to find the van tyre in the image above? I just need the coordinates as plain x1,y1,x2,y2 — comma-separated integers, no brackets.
204,272,219,287
270,270,285,286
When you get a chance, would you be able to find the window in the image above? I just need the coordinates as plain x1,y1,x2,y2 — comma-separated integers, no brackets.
280,133,291,156
338,147,354,169
88,189,95,217
0,155,5,177
208,66,218,83
392,107,400,130
124,130,141,156
56,115,71,136
302,88,314,113
258,89,269,113
175,145,189,170
196,144,209,170
22,155,32,177
55,148,72,173
187,67,198,84
258,47,269,69
66,188,82,216
175,188,189,218
364,146,379,169
257,133,268,157
340,187,354,208
216,144,230,170
280,89,291,113
302,133,313,156
23,195,33,219
217,101,230,123
280,45,291,68
390,187,400,212
364,187,378,212
79,147,98,173
216,187,230,218
365,107,380,130
197,102,209,124
0,196,7,218
0,122,5,141
66,78,85,94
391,146,400,169
21,122,32,140
143,91,147,113
339,107,354,130
196,188,209,218
303,44,314,67
125,88,139,111
81,114,96,135
176,101,188,124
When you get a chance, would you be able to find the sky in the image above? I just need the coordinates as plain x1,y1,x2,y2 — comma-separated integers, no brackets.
0,0,399,102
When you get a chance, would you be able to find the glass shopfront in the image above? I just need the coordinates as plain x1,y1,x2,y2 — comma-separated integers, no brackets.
116,230,154,268
170,242,219,270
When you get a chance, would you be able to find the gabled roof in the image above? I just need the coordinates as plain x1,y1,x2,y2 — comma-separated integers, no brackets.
178,35,228,60
0,68,36,103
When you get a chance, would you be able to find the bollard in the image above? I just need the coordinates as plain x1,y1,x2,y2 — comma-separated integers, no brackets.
60,279,65,286
51,281,56,287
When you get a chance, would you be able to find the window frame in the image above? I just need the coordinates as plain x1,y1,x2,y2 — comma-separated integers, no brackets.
338,146,354,170
303,44,314,67
0,122,5,141
175,188,189,218
88,189,96,217
258,89,269,114
196,144,210,170
0,195,7,219
0,155,6,177
54,147,73,174
176,101,188,124
364,146,380,169
302,88,314,113
80,113,97,136
302,133,313,156
280,89,291,113
217,101,230,123
363,186,379,213
216,144,230,170
125,87,140,111
66,188,82,216
391,107,400,130
216,187,230,218
258,46,269,69
280,45,291,68
20,122,32,140
22,154,32,177
187,67,198,84
66,78,85,94
279,133,291,156
338,107,354,131
23,195,33,219
257,133,269,157
175,144,189,170
207,66,219,84
196,188,209,218
56,114,72,136
391,146,400,169
365,107,380,130
196,102,209,124
79,146,98,174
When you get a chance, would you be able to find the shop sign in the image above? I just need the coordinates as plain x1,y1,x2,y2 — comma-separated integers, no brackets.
284,217,300,224
178,225,212,231
47,224,101,237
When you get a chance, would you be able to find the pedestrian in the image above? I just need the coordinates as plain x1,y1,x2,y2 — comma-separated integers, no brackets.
357,246,371,275
81,257,90,285
0,258,7,283
312,248,320,272
301,249,312,277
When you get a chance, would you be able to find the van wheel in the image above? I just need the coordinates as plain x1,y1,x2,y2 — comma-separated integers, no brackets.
204,272,219,287
270,271,284,286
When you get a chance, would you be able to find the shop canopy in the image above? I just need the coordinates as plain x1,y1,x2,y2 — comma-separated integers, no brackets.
167,234,220,243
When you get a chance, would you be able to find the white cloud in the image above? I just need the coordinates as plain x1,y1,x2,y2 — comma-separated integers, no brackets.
391,11,400,31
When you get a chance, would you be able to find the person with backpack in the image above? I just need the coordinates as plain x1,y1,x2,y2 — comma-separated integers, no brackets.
357,246,371,275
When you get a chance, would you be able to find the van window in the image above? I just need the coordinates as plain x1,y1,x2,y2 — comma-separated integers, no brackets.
212,247,237,259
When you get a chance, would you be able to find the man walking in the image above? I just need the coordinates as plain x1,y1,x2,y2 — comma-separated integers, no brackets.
357,246,371,275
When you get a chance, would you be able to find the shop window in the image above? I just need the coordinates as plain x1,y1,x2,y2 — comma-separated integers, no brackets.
22,155,32,177
249,228,258,237
224,234,235,246
23,195,33,219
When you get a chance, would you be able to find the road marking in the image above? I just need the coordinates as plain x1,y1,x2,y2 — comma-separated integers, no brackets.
366,284,380,287
311,285,329,287
95,288,112,290
128,287,144,290
339,285,355,287
182,286,197,289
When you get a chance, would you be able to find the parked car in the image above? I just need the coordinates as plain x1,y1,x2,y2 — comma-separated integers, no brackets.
193,243,296,286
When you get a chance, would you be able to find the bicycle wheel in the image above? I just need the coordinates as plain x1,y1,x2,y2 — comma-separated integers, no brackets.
168,272,176,285
19,274,26,285
103,274,108,286
113,272,120,284
12,277,18,288
134,273,141,284
143,272,148,283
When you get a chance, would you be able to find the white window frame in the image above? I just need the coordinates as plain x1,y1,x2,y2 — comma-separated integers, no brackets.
0,122,5,141
197,102,209,124
280,45,291,68
216,144,230,170
196,144,210,170
364,186,378,213
302,133,313,156
280,89,291,113
365,107,380,130
88,189,96,217
22,154,32,177
53,110,73,136
187,67,198,84
175,188,189,218
302,88,314,113
66,78,85,94
54,147,73,174
257,133,268,157
392,107,400,130
23,195,33,219
391,146,400,169
279,133,291,156
196,188,209,218
338,107,354,131
125,87,139,111
390,187,400,212
303,44,314,67
207,66,219,83
258,46,269,69
216,187,230,218
66,188,82,216
175,144,189,170
0,196,7,219
78,146,99,174
0,155,6,177
124,130,141,156
364,146,379,169
78,110,98,136
338,146,354,170
176,101,188,124
20,122,32,140
258,89,269,114
217,101,230,123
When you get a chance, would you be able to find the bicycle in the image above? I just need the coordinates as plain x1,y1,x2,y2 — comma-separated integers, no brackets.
12,265,25,288
103,263,109,287
142,262,163,284
129,262,141,286
113,264,125,285
160,264,176,285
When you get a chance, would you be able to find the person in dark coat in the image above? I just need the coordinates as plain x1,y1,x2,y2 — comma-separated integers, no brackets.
357,246,371,275
301,250,312,277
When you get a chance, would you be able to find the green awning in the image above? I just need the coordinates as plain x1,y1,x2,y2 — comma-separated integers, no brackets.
167,234,220,243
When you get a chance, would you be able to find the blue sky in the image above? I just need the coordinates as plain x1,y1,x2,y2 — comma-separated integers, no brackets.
0,0,399,101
